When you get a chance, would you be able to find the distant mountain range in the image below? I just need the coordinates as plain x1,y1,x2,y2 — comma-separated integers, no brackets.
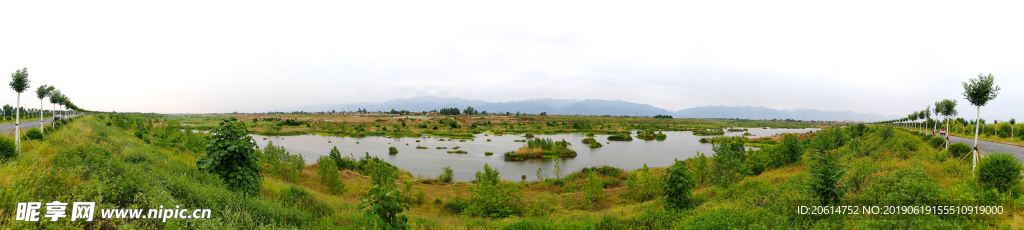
278,96,897,121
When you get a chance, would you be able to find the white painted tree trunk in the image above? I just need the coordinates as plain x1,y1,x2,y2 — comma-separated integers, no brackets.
973,106,981,173
945,117,950,151
40,99,44,134
15,94,20,153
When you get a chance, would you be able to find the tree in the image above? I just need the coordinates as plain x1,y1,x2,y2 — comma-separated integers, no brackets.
1011,118,1016,141
938,99,958,150
962,73,1000,173
463,106,477,116
359,160,409,229
9,68,30,153
711,136,746,187
48,90,62,120
933,102,942,135
913,112,921,131
663,158,696,210
35,84,51,134
1,104,10,120
316,156,345,195
196,117,263,195
807,129,846,206
921,110,929,131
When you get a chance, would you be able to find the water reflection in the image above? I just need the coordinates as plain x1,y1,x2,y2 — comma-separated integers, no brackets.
250,127,818,182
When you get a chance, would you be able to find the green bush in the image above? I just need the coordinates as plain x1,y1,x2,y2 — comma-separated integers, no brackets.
690,152,710,186
857,167,941,206
195,117,262,196
948,143,971,159
663,158,696,210
359,185,409,229
389,146,398,154
328,146,358,170
523,194,557,217
24,127,43,140
711,137,746,187
0,136,15,159
260,141,306,183
437,166,454,184
316,156,345,195
607,134,633,141
281,185,315,207
807,129,847,206
977,152,1023,194
928,136,945,149
581,171,604,210
358,158,409,229
624,165,662,202
780,134,804,165
466,164,523,218
879,126,895,140
582,137,603,148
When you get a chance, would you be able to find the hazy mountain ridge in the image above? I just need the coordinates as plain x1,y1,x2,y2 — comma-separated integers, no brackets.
674,106,897,121
280,97,896,121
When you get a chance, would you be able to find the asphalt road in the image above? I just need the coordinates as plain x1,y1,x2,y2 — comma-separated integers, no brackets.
0,115,76,135
945,134,1024,161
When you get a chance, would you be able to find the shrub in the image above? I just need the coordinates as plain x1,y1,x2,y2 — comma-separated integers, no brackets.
607,134,633,141
664,158,696,210
316,156,345,195
196,117,262,196
948,143,971,159
358,158,409,229
24,127,43,140
523,194,557,217
928,136,945,149
977,152,1024,194
849,123,867,137
624,164,662,202
0,137,15,159
328,146,358,171
857,167,941,206
582,137,602,148
711,137,746,187
472,163,501,185
437,166,454,184
260,141,306,183
359,185,410,229
879,126,895,140
636,130,667,140
281,185,315,207
580,171,604,210
780,134,804,165
466,164,522,218
807,129,847,206
389,146,398,154
690,152,710,186
575,166,619,178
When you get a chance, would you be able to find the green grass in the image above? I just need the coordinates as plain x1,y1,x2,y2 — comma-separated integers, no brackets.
2,115,1019,229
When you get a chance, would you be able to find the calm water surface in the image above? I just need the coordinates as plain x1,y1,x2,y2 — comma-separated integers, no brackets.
250,127,818,182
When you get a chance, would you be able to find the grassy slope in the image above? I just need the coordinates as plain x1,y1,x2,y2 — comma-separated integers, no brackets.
2,116,1021,229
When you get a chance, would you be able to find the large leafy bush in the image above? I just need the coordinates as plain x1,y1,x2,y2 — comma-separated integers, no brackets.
977,152,1023,194
663,158,696,210
196,117,262,196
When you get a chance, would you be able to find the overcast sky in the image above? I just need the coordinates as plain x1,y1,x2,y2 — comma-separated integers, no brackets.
1,1,1021,120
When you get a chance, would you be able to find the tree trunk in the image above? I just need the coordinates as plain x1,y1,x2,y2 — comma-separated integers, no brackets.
40,99,44,134
973,106,981,173
945,117,950,151
15,94,21,153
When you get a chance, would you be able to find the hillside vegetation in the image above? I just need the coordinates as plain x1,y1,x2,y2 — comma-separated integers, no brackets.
1,115,1020,229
